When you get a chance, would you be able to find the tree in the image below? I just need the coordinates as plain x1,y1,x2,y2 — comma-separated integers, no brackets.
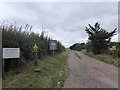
85,41,92,52
85,22,117,54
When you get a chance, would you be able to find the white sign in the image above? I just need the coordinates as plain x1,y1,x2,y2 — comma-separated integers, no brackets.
3,48,20,59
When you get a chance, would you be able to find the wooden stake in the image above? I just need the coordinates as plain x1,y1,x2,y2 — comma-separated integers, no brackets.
35,52,38,66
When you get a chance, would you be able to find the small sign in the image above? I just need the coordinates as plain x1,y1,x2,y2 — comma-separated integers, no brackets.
112,46,117,51
33,44,38,52
49,40,57,50
3,48,20,59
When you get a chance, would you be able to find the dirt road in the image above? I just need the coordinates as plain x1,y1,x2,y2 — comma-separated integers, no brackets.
64,50,118,88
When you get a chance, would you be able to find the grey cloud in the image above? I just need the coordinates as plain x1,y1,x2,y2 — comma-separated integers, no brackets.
0,2,118,47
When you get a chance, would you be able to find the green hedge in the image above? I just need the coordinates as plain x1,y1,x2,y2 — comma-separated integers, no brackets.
1,22,65,72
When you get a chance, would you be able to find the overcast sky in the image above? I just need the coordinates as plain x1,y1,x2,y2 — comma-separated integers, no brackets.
0,2,118,47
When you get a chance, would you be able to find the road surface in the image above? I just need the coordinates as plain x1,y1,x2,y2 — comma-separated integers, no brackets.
64,50,118,88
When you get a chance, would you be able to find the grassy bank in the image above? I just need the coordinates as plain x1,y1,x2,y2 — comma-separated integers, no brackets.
3,52,68,88
82,50,119,67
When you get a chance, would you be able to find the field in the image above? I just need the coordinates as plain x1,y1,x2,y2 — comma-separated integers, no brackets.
3,52,68,88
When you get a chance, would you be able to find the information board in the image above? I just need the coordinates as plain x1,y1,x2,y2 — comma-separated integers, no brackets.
3,48,20,59
49,40,57,50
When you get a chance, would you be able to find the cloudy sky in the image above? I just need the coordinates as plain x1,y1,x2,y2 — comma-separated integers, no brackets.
0,2,118,47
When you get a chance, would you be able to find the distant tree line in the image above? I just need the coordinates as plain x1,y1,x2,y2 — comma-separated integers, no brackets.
69,43,85,51
1,22,65,72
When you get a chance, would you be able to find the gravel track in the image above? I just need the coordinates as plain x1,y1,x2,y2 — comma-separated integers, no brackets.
63,50,118,88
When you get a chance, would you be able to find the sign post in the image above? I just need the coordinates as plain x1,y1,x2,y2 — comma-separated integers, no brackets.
32,44,41,75
2,48,20,79
33,44,39,66
2,58,4,80
49,40,57,55
112,46,117,58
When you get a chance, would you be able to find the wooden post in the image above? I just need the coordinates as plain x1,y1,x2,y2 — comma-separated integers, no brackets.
2,59,5,79
53,50,54,55
52,50,55,56
113,50,115,58
35,52,38,66
33,44,38,66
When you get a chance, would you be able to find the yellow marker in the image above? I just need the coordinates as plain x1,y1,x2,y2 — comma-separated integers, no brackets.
112,46,116,51
33,44,38,52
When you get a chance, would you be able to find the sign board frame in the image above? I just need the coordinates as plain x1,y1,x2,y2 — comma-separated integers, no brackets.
49,40,57,50
3,48,20,59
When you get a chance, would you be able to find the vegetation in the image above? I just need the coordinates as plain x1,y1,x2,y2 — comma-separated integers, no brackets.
69,43,85,51
82,50,119,67
3,52,69,88
1,22,65,72
69,22,119,66
85,41,92,52
85,22,117,54
109,42,120,57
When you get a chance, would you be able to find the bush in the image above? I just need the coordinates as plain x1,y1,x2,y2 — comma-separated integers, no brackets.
1,22,65,72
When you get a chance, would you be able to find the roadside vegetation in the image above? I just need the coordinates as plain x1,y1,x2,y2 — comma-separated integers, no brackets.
70,22,119,67
1,21,65,72
1,21,68,88
3,52,68,88
82,50,119,67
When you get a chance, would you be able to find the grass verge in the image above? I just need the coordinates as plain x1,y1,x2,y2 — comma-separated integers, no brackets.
3,52,69,88
82,50,119,67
